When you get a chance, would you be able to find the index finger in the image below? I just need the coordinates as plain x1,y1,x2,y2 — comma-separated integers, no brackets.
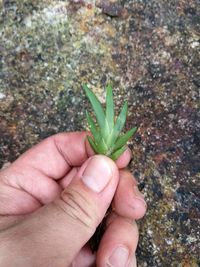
6,131,132,181
8,132,92,180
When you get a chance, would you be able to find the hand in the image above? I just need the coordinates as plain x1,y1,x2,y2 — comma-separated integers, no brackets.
0,132,146,267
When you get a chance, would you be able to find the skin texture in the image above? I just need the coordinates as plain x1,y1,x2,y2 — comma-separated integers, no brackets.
0,132,146,267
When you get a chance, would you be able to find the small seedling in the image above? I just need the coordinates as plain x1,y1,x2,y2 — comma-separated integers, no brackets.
83,84,137,251
83,84,137,160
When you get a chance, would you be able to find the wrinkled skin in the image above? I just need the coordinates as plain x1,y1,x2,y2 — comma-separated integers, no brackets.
0,132,146,267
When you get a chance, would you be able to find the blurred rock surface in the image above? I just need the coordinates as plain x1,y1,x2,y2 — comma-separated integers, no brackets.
0,0,199,266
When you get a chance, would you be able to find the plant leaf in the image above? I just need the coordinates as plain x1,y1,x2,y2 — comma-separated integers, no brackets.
110,146,126,160
97,140,108,154
106,84,114,130
86,111,108,153
84,84,136,161
87,135,107,154
86,111,101,143
87,136,98,153
109,101,128,146
83,84,108,137
113,127,137,151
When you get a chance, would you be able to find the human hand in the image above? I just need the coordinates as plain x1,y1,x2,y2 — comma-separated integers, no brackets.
0,132,146,267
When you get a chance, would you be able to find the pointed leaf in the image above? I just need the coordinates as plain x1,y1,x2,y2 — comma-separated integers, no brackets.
113,127,137,151
109,102,128,146
96,142,108,154
87,135,108,154
106,84,114,129
86,111,101,143
87,136,99,153
110,146,126,161
83,84,108,136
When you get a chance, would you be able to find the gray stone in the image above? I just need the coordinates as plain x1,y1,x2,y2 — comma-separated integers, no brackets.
0,0,199,266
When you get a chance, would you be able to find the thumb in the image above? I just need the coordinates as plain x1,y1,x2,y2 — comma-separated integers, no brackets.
3,155,119,266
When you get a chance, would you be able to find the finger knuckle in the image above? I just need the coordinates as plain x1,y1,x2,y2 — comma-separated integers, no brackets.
57,187,97,234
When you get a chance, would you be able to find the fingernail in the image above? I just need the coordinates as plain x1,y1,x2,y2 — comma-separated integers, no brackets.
81,156,112,192
131,254,137,267
133,186,147,206
108,246,129,267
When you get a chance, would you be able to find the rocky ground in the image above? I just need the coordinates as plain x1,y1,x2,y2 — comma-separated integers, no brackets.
0,0,199,266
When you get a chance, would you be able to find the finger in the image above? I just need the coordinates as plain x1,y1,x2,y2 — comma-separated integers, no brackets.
0,132,90,215
115,147,132,169
0,132,131,217
1,155,119,267
112,170,147,220
58,167,80,189
86,132,132,170
58,147,132,190
70,244,96,267
0,167,61,215
131,256,137,267
6,132,92,180
96,215,138,267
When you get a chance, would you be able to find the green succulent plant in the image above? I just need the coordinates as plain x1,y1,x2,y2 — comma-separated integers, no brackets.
83,84,137,160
